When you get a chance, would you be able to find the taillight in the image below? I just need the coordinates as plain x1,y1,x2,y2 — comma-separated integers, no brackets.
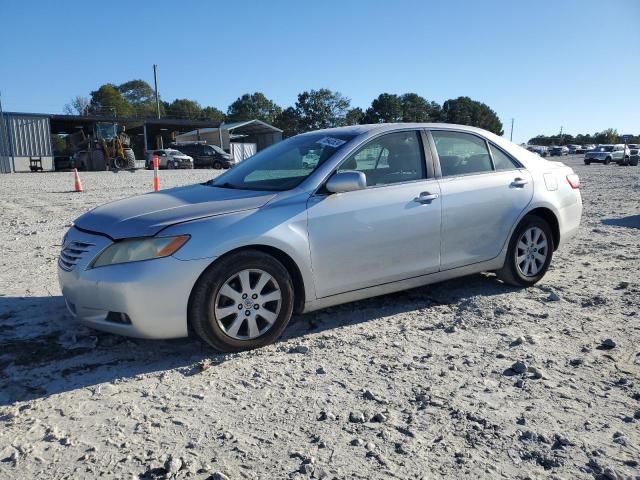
566,174,580,189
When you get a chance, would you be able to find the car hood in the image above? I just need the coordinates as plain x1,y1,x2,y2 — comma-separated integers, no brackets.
74,184,276,239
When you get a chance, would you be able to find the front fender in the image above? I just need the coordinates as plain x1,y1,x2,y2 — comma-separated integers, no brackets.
161,197,317,303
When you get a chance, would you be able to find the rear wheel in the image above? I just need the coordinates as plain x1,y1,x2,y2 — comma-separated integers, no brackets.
496,215,554,287
124,148,136,169
584,160,590,165
189,251,294,352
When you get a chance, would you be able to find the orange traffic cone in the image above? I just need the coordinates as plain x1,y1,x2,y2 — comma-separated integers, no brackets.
73,168,84,192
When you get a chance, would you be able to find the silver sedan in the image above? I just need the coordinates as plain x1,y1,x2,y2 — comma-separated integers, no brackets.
58,123,582,351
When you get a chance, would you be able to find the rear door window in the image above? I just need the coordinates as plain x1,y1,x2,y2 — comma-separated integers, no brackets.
431,131,493,176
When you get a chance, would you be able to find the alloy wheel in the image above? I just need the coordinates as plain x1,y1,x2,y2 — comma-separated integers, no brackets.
213,269,282,340
515,226,548,277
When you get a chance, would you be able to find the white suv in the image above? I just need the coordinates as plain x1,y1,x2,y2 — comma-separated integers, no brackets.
584,144,629,165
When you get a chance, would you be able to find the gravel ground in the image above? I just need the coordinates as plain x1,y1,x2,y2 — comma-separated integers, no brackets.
0,157,639,480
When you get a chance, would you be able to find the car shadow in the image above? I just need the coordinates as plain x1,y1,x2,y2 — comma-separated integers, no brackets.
601,214,640,230
0,273,515,407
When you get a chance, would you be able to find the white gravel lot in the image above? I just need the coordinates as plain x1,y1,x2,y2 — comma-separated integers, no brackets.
0,158,639,480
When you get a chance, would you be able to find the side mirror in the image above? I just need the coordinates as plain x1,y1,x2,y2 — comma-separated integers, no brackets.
326,170,367,193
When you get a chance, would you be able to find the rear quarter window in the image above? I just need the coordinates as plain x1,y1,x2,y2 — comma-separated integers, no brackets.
489,144,520,170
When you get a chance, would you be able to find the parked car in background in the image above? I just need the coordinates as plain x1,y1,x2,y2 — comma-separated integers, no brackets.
550,146,569,156
146,149,194,169
584,144,597,151
567,144,581,154
527,146,547,157
584,144,629,165
574,146,587,154
58,123,582,352
173,142,234,169
620,144,639,166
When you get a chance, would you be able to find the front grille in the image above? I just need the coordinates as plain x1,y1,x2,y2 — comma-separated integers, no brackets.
59,241,94,271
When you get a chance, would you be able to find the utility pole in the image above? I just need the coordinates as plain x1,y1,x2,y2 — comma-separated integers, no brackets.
559,126,563,145
153,64,163,149
510,118,514,142
153,64,161,119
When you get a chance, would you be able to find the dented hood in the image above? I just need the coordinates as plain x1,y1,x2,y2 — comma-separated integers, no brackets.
74,184,276,239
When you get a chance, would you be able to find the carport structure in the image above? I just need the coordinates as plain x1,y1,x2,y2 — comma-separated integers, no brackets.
175,119,283,152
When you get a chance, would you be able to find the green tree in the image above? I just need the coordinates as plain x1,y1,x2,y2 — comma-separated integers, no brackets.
118,79,157,117
594,128,618,144
441,96,503,135
363,93,403,123
295,88,351,132
227,92,282,124
400,93,441,122
90,84,132,117
200,106,225,122
166,99,203,119
273,107,301,138
345,107,364,125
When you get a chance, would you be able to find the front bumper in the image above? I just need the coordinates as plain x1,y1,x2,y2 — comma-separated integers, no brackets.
57,227,213,339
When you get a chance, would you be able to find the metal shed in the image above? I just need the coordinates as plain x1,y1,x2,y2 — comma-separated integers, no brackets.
0,112,53,173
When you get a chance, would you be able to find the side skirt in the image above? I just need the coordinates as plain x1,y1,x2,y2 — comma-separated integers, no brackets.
302,256,505,313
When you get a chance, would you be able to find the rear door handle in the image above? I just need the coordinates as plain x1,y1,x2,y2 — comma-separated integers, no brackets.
413,191,439,203
511,177,528,188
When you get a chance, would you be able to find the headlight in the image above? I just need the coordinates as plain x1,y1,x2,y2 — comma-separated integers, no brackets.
92,235,190,268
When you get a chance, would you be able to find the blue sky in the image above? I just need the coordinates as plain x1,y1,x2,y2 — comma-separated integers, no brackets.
1,0,638,143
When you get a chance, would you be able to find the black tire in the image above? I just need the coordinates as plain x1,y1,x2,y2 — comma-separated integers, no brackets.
496,215,554,287
189,250,295,352
584,161,590,165
124,148,136,169
604,156,611,165
212,161,222,170
167,161,175,170
630,157,639,167
112,156,126,170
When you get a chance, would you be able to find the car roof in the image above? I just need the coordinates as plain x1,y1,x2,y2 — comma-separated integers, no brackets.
300,122,504,138
302,122,555,171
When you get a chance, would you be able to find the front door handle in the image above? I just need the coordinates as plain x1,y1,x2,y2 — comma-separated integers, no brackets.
413,191,439,203
511,177,528,188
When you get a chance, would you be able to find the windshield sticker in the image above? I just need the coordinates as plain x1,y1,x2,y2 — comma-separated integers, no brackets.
316,137,347,148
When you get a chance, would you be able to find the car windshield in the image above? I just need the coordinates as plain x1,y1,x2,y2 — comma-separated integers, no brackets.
596,146,614,152
209,133,355,191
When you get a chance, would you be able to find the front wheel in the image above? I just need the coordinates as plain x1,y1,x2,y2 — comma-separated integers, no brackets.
213,161,222,170
584,160,590,165
604,157,611,165
496,215,554,287
189,251,295,352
